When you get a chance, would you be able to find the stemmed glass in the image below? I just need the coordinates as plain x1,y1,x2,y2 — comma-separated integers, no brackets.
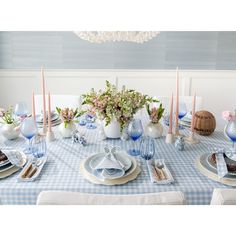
20,117,37,154
127,119,143,156
225,118,236,160
140,137,155,160
14,102,28,121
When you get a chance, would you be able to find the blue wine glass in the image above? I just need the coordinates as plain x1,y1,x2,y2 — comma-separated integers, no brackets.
20,117,37,154
127,119,143,156
32,135,47,159
14,102,28,120
140,137,155,160
225,119,236,160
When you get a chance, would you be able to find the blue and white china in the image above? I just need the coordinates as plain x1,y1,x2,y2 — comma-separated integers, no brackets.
32,134,47,159
88,148,132,180
84,153,136,181
127,119,143,156
71,130,87,146
140,137,155,160
20,117,37,154
14,102,28,119
175,136,185,151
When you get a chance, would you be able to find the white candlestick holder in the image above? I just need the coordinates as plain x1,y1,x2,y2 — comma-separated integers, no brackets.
46,130,55,142
165,133,174,144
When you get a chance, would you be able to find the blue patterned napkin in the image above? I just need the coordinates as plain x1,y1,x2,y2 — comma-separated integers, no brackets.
92,146,125,180
215,152,228,179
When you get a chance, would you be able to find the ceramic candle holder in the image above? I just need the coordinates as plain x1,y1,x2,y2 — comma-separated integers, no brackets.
165,133,174,144
46,130,55,142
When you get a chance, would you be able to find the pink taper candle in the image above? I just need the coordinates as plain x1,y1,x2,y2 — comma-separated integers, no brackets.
41,67,47,134
191,92,196,132
175,67,179,133
168,92,173,134
48,92,52,132
32,91,36,122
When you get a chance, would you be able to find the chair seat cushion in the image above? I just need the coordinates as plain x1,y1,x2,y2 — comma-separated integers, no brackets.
37,191,186,205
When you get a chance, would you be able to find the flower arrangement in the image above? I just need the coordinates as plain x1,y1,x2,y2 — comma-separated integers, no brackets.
82,81,156,131
222,110,236,121
56,107,83,128
0,107,17,125
146,103,165,124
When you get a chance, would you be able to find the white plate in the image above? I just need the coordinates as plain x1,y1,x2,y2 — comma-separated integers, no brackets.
89,151,132,172
84,154,137,180
0,159,10,167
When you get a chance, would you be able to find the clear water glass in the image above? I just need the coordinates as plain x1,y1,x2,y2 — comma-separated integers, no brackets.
225,119,236,159
140,137,155,160
32,135,47,159
20,117,37,154
14,102,28,120
127,118,143,156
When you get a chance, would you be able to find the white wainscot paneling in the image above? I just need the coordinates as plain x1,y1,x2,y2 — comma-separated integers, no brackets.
1,69,236,130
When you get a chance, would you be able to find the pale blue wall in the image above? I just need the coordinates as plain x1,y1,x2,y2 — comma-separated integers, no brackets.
1,31,236,69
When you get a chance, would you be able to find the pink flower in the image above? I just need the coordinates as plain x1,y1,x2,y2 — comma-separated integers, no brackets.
222,111,232,121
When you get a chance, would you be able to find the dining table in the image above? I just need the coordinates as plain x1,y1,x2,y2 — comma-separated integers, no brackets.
0,115,234,205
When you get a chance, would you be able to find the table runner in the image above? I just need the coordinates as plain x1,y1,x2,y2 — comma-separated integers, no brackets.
0,119,234,205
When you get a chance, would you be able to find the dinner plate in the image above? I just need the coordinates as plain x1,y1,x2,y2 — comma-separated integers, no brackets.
83,154,137,180
0,162,14,173
89,151,132,172
0,158,10,167
0,152,27,179
81,157,140,185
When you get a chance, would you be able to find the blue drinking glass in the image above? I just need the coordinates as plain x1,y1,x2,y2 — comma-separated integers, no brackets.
14,102,28,120
85,113,97,129
140,137,155,160
32,135,47,159
20,117,37,154
225,119,236,159
127,119,143,156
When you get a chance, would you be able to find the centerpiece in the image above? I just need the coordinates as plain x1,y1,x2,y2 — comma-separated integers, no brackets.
82,81,156,138
0,107,20,140
56,107,82,138
145,103,165,138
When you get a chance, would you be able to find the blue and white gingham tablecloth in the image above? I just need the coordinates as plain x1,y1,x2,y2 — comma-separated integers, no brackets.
0,117,234,205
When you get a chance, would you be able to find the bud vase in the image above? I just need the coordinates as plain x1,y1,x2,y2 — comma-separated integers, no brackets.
58,122,76,138
145,122,163,139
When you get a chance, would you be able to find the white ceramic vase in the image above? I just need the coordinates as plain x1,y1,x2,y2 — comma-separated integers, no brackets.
145,122,163,139
103,119,121,139
58,122,76,138
1,123,20,140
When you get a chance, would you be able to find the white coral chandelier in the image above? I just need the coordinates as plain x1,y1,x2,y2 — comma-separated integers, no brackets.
74,31,160,44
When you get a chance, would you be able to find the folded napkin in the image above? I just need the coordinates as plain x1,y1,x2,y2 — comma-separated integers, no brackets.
146,159,174,184
1,149,24,167
93,146,125,180
215,152,228,179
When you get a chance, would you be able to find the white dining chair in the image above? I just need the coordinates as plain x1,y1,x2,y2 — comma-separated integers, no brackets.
211,188,236,205
34,94,82,115
37,191,186,205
